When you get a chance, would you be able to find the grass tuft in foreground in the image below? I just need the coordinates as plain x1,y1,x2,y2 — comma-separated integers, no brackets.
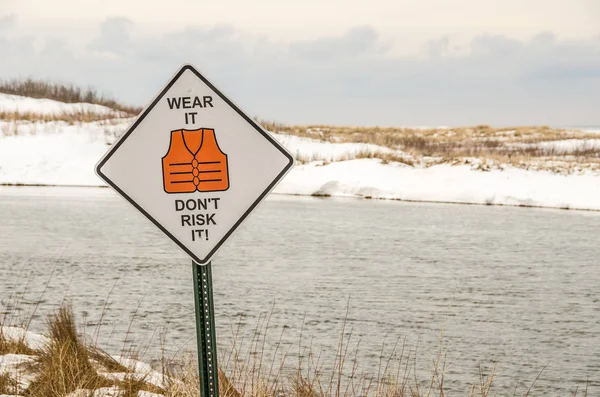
19,304,165,397
24,305,113,396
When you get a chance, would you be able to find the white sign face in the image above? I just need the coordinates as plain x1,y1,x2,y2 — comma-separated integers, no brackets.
96,64,294,264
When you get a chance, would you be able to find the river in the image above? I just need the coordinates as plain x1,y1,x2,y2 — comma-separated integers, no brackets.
0,187,598,395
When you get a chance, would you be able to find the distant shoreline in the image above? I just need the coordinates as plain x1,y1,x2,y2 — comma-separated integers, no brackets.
2,91,600,213
2,182,599,213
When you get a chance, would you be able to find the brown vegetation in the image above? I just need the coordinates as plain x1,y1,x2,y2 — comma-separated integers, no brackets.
0,79,141,116
162,310,553,397
0,371,19,394
264,121,600,172
24,305,113,396
2,79,598,174
0,110,131,124
294,147,415,166
1,305,166,397
0,302,591,396
0,328,37,356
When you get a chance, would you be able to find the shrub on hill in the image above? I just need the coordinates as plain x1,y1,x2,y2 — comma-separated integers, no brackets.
0,78,141,116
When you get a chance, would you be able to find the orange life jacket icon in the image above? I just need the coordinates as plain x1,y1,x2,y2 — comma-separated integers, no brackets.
162,128,229,193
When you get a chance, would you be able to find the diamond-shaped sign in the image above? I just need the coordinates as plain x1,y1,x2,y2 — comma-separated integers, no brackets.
96,64,294,264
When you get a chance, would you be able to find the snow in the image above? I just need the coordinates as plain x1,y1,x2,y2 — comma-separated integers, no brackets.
577,127,600,134
0,354,37,391
0,328,47,392
66,387,121,397
0,120,129,186
0,354,35,368
1,117,600,211
66,387,164,397
0,93,124,117
276,133,402,162
99,371,168,390
112,357,153,374
109,357,169,389
139,392,164,397
274,159,600,210
0,327,49,351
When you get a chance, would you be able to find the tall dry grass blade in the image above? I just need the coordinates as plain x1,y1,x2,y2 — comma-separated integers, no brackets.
119,294,147,358
93,278,119,347
25,246,66,332
524,361,549,397
296,313,307,397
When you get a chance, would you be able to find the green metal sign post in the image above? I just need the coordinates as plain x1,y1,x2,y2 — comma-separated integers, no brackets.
193,261,220,397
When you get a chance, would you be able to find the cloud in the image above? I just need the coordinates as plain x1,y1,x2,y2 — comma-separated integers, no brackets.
0,17,599,126
88,17,134,57
0,13,16,31
0,15,36,71
289,26,387,61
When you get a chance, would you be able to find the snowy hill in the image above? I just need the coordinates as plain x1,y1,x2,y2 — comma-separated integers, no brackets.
0,93,126,117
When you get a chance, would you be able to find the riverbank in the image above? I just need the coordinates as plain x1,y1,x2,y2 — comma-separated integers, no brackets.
1,91,600,211
1,121,600,211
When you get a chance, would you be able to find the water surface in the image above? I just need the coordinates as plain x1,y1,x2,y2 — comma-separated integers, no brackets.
0,187,598,395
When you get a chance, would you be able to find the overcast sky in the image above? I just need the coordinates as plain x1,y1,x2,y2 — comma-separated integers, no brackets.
1,0,599,126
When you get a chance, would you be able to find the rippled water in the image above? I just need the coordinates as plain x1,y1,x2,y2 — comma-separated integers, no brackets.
0,186,598,395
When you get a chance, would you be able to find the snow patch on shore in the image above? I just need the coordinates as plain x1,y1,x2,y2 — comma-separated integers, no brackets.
0,327,49,351
274,159,600,209
0,354,37,391
0,120,129,186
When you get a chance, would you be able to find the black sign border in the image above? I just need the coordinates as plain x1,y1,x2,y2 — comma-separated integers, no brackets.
96,64,294,265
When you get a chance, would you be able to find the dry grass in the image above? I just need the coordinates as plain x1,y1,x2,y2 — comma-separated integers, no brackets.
24,305,113,396
0,79,141,116
294,148,415,166
0,371,19,394
16,304,165,397
163,303,503,397
264,121,600,172
163,312,502,397
2,79,597,173
0,328,37,356
0,110,129,124
353,148,415,166
0,80,137,136
0,301,591,397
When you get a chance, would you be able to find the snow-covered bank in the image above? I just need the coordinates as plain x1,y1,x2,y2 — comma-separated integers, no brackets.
275,159,600,210
0,120,130,185
2,119,600,211
0,93,124,117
